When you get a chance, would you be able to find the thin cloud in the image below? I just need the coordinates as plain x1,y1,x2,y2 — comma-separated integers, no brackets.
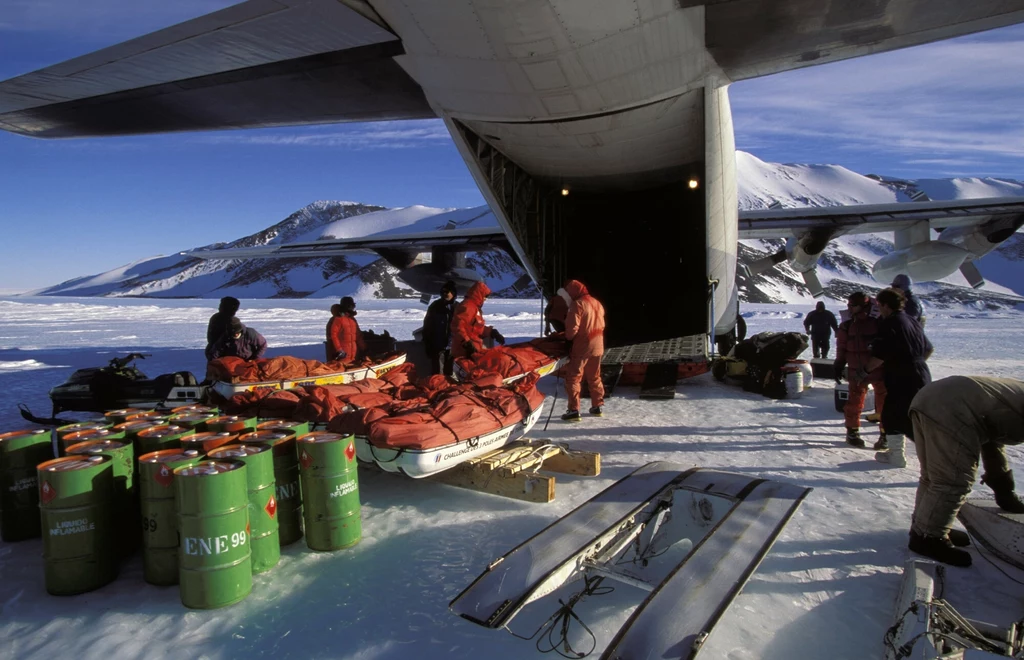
732,25,1024,177
197,121,453,150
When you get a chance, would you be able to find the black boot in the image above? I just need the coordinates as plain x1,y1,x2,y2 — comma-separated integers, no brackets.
909,531,972,567
873,433,888,451
845,428,865,448
981,469,1024,514
947,529,971,547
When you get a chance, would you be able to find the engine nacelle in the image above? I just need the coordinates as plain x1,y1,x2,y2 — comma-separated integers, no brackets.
936,214,1024,261
784,228,833,274
872,241,969,285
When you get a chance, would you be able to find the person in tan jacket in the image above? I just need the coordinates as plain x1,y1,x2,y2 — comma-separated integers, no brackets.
561,279,606,421
905,375,1024,567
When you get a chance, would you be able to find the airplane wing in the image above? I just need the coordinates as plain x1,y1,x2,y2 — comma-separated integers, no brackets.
0,0,434,137
191,226,509,261
738,197,1024,239
5,1,1023,138
706,1,1024,82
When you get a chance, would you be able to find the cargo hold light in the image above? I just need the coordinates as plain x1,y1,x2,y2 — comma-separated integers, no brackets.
688,178,699,189
561,187,570,196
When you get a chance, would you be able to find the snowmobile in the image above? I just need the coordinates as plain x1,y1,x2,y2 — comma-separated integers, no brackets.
43,353,203,417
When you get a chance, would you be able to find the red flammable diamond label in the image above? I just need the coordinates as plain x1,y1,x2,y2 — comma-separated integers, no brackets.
154,464,174,488
265,495,277,519
344,441,356,461
40,481,57,504
299,449,313,470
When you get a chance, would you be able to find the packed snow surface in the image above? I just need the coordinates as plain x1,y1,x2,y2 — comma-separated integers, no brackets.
0,297,1021,660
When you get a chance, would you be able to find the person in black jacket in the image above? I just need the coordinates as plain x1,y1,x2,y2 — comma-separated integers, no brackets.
206,296,240,347
205,317,267,362
890,274,925,325
864,288,933,468
803,301,839,358
422,280,458,376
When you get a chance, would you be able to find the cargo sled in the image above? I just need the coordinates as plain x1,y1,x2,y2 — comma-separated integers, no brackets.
46,353,202,416
884,558,1022,659
210,353,407,400
354,402,545,479
450,463,810,658
453,338,570,385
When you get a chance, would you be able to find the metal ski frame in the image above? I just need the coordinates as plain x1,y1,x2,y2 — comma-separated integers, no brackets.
450,462,811,659
884,559,1022,660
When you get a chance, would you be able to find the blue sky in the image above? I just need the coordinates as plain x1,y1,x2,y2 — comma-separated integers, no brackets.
1,2,1022,292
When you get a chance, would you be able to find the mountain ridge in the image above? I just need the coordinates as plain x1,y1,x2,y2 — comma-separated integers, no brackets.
29,152,1024,309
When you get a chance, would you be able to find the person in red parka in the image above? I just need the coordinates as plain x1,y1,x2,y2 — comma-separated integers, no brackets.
834,291,887,449
561,279,606,422
451,281,504,360
326,297,365,365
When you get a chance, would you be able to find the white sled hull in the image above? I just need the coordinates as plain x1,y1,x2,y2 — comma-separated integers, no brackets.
355,404,544,479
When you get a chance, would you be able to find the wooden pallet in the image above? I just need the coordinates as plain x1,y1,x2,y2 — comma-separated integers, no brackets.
429,438,600,503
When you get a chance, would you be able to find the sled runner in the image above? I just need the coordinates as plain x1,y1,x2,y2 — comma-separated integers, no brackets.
957,498,1024,570
450,463,810,658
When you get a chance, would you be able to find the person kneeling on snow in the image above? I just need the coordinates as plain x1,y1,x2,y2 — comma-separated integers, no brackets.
905,375,1024,567
206,317,267,362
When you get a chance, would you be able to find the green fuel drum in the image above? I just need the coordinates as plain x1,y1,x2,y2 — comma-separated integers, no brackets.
135,424,195,458
241,431,303,546
37,455,116,595
57,424,116,456
256,419,310,438
175,460,252,609
180,432,237,454
208,445,279,574
67,439,137,556
205,415,257,434
166,412,218,431
297,432,361,551
138,448,202,585
170,404,219,415
104,408,155,425
0,429,53,542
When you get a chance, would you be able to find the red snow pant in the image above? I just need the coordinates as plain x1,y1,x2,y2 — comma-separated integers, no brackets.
845,379,886,429
565,355,605,413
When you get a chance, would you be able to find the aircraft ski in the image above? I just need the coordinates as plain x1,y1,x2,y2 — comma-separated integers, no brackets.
449,463,810,658
957,498,1024,571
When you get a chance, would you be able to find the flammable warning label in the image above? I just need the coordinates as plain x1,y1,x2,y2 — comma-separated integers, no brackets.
49,518,96,536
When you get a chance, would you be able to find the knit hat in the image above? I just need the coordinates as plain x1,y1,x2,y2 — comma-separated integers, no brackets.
440,280,457,296
229,317,244,333
891,274,912,290
219,296,240,314
339,296,356,313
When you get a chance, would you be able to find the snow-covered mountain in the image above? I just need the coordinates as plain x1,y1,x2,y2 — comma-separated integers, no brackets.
32,152,1024,308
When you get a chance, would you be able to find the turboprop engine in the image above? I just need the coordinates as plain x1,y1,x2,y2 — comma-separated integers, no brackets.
873,214,1024,287
744,228,834,297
